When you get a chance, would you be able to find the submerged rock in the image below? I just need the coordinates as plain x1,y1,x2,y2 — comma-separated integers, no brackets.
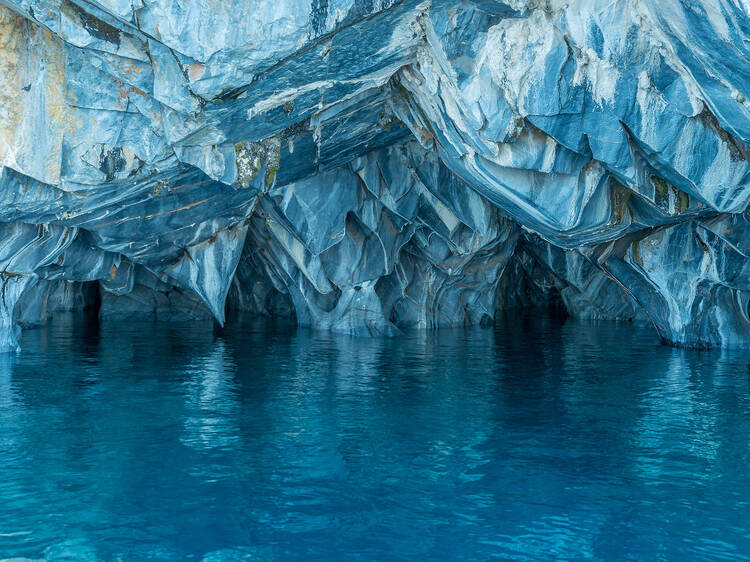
0,0,749,348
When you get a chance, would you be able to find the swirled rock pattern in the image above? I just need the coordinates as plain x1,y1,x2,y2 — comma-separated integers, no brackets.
0,0,749,349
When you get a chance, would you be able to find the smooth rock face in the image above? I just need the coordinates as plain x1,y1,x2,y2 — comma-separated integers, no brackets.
0,0,749,349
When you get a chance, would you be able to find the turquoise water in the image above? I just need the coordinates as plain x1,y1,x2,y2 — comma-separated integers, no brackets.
1,313,749,561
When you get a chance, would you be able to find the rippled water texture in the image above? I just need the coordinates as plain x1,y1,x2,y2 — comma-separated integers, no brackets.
1,314,749,560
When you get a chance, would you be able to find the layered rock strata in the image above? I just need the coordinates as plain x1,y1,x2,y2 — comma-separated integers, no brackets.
0,0,749,349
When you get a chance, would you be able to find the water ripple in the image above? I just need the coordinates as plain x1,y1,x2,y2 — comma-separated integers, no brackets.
0,313,749,560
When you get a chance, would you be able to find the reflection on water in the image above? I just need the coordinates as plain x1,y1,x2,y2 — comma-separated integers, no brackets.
1,313,749,560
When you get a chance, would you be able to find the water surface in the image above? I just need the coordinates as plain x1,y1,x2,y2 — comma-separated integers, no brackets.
1,314,749,560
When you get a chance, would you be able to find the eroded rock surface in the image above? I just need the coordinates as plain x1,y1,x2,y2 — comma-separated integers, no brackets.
0,0,749,348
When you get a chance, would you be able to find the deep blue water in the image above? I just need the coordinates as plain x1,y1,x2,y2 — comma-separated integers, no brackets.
1,313,749,561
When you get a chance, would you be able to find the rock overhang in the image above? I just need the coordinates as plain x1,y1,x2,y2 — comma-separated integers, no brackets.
0,0,749,349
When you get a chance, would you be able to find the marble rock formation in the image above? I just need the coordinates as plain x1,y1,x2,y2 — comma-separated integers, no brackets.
0,0,749,350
